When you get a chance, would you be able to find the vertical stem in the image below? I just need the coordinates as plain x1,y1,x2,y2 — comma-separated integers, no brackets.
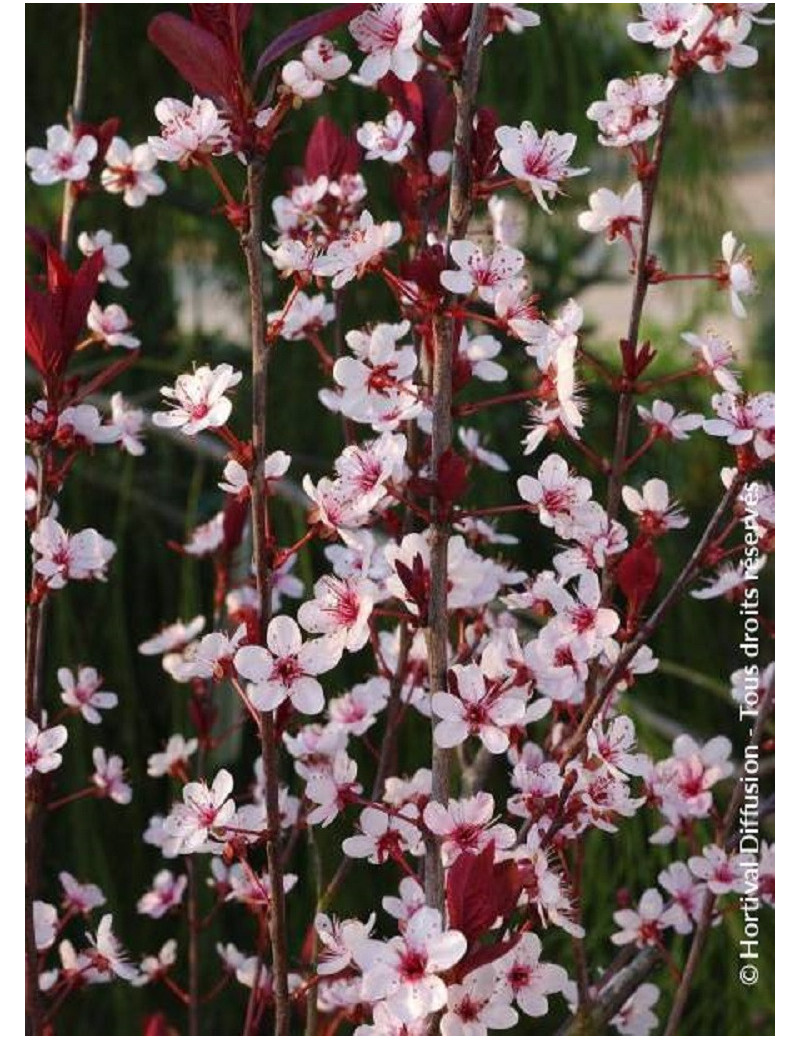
241,159,290,1035
424,3,488,913
27,10,93,1024
59,2,93,259
604,85,678,527
186,856,200,1036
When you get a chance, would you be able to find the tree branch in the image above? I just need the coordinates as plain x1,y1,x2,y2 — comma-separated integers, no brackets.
425,0,489,914
241,159,290,1036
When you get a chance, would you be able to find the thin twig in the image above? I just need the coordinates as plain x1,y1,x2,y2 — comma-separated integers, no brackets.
59,3,93,258
26,10,94,1030
241,158,290,1035
425,1,489,914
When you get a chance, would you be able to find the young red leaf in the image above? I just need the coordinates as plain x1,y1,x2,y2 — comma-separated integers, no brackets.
616,539,662,617
437,448,469,506
190,3,253,50
304,117,360,181
148,12,238,98
253,4,370,81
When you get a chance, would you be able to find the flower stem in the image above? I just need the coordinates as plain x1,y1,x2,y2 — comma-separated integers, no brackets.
241,158,290,1035
425,2,488,916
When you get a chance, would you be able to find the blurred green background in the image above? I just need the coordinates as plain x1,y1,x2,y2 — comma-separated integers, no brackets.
26,4,774,1035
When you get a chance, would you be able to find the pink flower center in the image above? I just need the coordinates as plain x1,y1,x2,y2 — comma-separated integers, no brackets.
464,700,489,729
452,822,482,852
272,655,304,687
455,995,482,1022
398,948,428,983
508,963,531,992
367,362,398,395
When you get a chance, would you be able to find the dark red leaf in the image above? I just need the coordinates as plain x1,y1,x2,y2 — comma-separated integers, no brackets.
26,247,104,392
304,117,360,181
446,842,523,945
222,495,249,553
148,12,238,98
254,4,370,80
437,449,469,505
617,540,661,616
456,933,522,981
394,553,430,625
190,3,253,47
472,106,500,182
422,3,472,54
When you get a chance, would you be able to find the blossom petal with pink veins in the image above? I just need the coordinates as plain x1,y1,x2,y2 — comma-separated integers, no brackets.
298,634,344,675
290,676,325,715
249,681,289,712
267,616,303,658
517,474,543,505
433,718,469,748
234,645,273,683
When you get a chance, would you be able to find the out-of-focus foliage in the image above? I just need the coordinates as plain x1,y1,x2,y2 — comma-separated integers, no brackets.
26,4,774,1035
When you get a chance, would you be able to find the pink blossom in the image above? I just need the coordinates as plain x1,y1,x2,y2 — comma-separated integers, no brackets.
101,137,165,207
587,74,673,148
495,123,588,211
77,229,131,287
432,662,526,754
149,96,231,164
137,870,187,918
153,363,242,435
267,292,334,342
682,330,741,392
611,888,683,946
657,861,704,933
578,183,642,243
59,871,106,915
87,301,140,349
357,111,415,164
611,982,660,1035
627,4,695,48
517,454,593,537
622,478,688,533
342,806,423,863
83,914,138,982
147,734,198,778
315,911,375,975
314,211,402,289
306,750,362,827
441,965,519,1035
57,404,120,446
494,933,569,1018
138,615,205,656
350,4,424,85
110,393,146,456
58,666,118,724
25,717,68,778
440,241,525,303
355,907,467,1024
234,615,341,715
637,398,704,441
688,845,748,895
164,770,236,854
26,125,97,184
719,231,757,318
683,8,758,73
423,792,515,866
92,747,132,804
31,517,116,589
